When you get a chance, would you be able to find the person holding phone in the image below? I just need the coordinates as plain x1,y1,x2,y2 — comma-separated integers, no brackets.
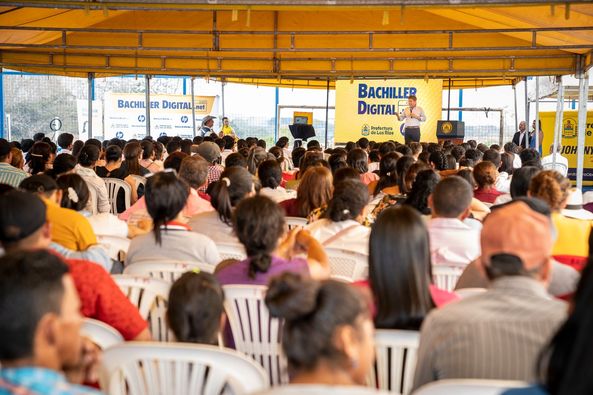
398,95,426,144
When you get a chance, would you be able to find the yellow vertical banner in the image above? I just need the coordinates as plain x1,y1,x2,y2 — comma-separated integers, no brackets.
539,111,593,186
334,79,443,144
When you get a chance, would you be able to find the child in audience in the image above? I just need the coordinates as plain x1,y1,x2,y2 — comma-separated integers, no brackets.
167,271,225,345
265,272,374,388
216,195,330,285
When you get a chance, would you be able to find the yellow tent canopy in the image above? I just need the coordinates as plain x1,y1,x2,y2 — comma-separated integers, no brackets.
0,1,592,88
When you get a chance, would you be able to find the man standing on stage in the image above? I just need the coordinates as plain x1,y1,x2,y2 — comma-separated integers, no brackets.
398,95,426,144
512,121,530,149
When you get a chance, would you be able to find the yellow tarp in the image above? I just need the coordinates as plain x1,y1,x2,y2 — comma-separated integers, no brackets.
0,3,592,88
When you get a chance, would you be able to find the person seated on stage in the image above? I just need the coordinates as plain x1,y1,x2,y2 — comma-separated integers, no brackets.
413,200,567,391
0,250,102,394
189,166,254,244
306,179,370,255
473,161,503,204
280,166,333,219
264,273,374,389
216,195,329,286
347,148,378,186
427,176,481,267
0,190,150,341
167,271,226,345
126,171,219,267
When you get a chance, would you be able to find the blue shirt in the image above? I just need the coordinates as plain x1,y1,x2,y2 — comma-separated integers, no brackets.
503,385,548,395
0,367,102,395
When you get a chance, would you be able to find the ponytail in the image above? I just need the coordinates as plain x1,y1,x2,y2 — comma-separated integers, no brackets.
248,251,273,279
211,177,234,225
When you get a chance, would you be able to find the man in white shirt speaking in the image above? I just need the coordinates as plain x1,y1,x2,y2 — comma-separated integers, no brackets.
397,95,426,144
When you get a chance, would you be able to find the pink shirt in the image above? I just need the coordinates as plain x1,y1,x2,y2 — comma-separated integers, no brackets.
360,172,379,186
119,188,213,224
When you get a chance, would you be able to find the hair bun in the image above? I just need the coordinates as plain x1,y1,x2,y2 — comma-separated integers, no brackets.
265,273,321,321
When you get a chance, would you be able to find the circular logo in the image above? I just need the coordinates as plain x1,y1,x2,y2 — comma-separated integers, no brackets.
116,131,124,139
138,115,146,122
181,115,188,123
49,118,62,132
361,124,370,137
442,122,453,134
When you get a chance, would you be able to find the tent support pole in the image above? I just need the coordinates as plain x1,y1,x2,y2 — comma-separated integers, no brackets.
274,87,279,142
221,78,226,118
145,75,151,137
524,77,529,138
576,61,589,191
191,77,196,138
513,83,518,135
87,72,93,139
325,79,330,148
535,76,539,151
552,76,564,169
447,78,452,120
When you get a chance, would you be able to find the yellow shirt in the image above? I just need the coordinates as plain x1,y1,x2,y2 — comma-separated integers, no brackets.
221,125,235,136
43,197,97,251
551,212,592,258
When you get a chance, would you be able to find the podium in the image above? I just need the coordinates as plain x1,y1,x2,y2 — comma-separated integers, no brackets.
288,124,316,141
436,120,465,144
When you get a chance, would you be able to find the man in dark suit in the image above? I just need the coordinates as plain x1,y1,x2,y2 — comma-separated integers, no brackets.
512,121,530,148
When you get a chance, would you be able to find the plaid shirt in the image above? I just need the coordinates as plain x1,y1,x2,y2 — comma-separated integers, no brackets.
0,162,28,188
199,164,224,193
0,367,102,395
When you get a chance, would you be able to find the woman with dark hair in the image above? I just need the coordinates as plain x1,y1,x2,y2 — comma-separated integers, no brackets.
369,152,400,197
126,171,219,266
74,144,111,214
280,166,333,218
396,155,416,195
26,141,52,175
139,140,162,173
347,148,378,185
473,161,503,204
167,272,226,345
264,273,374,388
286,150,326,190
429,150,448,172
71,140,85,159
269,146,292,172
306,179,371,254
258,159,295,203
189,166,254,244
95,145,139,212
44,153,77,179
357,206,457,330
328,151,348,176
503,230,593,395
247,146,272,175
121,141,150,177
216,195,329,285
403,169,441,215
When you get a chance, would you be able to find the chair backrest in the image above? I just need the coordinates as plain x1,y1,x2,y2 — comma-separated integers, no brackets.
217,242,247,261
111,274,172,341
325,247,369,281
543,161,568,175
368,329,420,395
223,285,288,386
130,174,147,193
285,216,308,230
97,235,130,261
100,342,269,395
82,318,124,350
413,379,529,395
455,288,487,299
104,178,132,214
124,261,214,283
432,265,464,292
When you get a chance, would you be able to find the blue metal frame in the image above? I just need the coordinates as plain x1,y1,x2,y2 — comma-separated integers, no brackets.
458,89,463,121
0,71,4,139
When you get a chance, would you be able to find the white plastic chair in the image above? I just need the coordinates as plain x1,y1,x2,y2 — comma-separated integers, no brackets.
455,288,487,299
432,265,464,292
129,174,146,192
368,329,420,395
124,261,214,283
412,379,529,395
285,216,308,230
325,247,369,282
217,242,247,261
82,318,124,350
104,178,132,214
97,235,130,261
100,342,268,395
223,285,288,386
111,275,172,342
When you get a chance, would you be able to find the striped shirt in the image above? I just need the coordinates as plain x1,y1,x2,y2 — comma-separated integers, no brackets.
0,162,28,188
413,276,567,391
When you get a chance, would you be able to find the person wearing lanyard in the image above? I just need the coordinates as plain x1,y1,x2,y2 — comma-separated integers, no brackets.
398,95,426,144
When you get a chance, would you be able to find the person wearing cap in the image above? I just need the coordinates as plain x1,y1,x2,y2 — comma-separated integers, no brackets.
0,138,28,188
19,175,97,252
198,115,216,137
195,141,224,193
413,200,567,390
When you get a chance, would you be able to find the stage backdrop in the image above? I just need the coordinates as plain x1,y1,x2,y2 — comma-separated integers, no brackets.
335,79,443,144
540,111,593,186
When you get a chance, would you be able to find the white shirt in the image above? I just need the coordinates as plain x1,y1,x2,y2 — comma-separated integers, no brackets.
82,211,128,238
400,106,426,128
259,186,296,203
188,210,240,244
75,165,110,214
512,153,522,169
221,149,234,164
493,193,513,206
496,172,511,193
306,219,370,255
427,217,481,267
541,153,569,176
368,162,380,173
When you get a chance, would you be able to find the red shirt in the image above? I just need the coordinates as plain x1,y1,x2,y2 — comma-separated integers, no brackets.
65,258,148,340
474,187,503,204
279,198,304,217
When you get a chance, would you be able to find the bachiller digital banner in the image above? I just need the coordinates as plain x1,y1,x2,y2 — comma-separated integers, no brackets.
540,111,593,186
103,93,216,140
334,79,443,144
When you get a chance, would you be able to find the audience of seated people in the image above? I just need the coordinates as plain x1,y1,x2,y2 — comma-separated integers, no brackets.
1,132,593,394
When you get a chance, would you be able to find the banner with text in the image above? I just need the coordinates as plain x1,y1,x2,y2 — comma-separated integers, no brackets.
104,93,216,140
540,111,593,186
76,100,103,141
335,79,443,143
